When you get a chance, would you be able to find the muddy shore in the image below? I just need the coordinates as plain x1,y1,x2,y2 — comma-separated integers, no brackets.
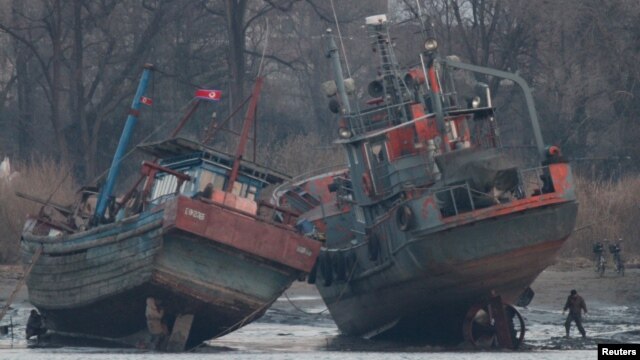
2,262,639,355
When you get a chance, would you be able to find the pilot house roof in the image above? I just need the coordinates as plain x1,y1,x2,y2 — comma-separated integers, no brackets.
137,137,290,184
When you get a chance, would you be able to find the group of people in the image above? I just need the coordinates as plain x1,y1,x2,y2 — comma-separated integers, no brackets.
593,240,625,273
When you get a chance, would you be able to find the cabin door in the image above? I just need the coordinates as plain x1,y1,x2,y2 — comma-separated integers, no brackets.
366,140,390,196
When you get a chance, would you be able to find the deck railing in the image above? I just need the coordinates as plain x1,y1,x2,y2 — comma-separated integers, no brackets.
428,165,552,218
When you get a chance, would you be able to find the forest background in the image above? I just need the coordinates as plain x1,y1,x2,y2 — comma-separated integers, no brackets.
1,0,639,263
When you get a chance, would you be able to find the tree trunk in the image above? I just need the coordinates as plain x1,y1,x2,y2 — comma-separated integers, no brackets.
70,0,93,179
225,0,248,129
11,0,34,159
50,0,69,163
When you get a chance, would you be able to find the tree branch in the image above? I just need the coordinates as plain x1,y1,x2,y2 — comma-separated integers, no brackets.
244,49,304,70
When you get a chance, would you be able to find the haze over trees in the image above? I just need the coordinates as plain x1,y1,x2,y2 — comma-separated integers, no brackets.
1,0,639,260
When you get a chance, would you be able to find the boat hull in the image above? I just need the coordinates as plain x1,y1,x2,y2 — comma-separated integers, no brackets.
21,196,319,348
315,199,578,340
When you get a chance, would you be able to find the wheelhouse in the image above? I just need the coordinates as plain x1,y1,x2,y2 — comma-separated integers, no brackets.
137,137,289,206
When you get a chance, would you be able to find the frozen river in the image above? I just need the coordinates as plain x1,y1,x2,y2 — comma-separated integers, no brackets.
2,268,639,360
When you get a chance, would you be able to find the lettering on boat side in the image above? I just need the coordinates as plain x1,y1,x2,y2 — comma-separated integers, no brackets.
185,208,206,221
296,246,313,257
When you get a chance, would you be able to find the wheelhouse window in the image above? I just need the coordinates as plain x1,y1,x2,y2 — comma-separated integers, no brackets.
151,168,196,202
231,181,258,200
198,169,225,192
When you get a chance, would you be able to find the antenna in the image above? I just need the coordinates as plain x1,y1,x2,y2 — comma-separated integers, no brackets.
416,0,426,31
329,0,352,79
258,18,269,77
414,0,438,42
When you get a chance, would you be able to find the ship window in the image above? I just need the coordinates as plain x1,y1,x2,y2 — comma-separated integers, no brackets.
151,168,197,201
180,169,197,193
231,181,258,200
247,185,258,201
232,181,245,196
151,174,178,200
370,142,387,163
198,170,225,191
354,206,365,223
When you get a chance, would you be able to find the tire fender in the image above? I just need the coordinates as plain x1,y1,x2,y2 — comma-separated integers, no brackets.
397,204,414,231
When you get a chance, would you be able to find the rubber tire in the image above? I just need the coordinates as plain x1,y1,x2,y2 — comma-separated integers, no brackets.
397,205,414,231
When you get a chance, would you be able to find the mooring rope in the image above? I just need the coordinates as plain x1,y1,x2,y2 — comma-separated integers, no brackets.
0,246,42,323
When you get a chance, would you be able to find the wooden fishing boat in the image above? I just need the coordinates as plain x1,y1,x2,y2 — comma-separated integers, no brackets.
20,67,321,350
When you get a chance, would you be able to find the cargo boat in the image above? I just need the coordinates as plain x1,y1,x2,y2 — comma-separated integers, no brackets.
278,15,577,349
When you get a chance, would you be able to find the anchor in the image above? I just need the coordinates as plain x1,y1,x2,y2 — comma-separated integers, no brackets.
462,295,525,349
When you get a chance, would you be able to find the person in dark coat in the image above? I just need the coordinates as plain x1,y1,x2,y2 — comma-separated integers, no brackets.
26,309,47,340
563,289,587,338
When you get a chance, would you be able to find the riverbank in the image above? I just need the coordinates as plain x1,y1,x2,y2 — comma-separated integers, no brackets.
2,264,639,358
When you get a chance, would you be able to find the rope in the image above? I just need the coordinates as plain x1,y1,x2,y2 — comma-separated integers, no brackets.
284,256,359,316
331,257,358,306
329,0,351,79
283,291,328,315
201,94,252,145
0,246,43,322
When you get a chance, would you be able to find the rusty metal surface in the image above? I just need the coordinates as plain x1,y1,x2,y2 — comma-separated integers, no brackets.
170,196,320,272
313,198,576,339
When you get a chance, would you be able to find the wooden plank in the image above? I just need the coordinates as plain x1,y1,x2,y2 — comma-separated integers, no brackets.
22,217,163,254
29,267,153,308
28,235,161,275
165,314,194,352
28,247,157,290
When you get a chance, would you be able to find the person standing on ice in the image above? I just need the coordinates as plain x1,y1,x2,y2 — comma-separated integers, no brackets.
563,289,587,338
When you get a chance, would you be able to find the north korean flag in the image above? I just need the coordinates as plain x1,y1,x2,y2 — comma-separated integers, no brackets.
140,96,153,106
195,89,222,101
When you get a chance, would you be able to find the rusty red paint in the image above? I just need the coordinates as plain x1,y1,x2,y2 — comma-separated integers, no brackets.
420,197,440,221
459,238,566,272
406,67,426,86
448,237,568,304
414,108,439,141
428,66,440,93
386,125,416,160
549,163,571,194
442,194,567,227
226,77,265,192
169,196,320,272
301,175,336,204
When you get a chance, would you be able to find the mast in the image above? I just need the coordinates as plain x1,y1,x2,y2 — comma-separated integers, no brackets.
225,77,264,192
93,64,154,224
325,29,351,114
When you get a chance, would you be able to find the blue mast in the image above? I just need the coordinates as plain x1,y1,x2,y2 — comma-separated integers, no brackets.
93,64,154,224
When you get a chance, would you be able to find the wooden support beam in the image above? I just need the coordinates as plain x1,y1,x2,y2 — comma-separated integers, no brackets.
165,313,194,352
